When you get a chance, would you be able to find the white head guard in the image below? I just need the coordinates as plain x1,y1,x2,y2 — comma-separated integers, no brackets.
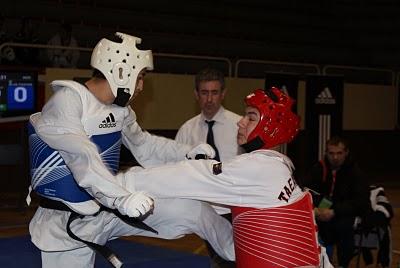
91,32,153,106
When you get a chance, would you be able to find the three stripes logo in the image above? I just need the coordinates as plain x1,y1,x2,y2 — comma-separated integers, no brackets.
315,87,336,105
99,113,117,128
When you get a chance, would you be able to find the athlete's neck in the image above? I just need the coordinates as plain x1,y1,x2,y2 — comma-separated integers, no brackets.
85,78,115,105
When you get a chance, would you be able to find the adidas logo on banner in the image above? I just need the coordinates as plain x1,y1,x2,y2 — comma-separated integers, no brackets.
99,113,117,128
315,87,336,104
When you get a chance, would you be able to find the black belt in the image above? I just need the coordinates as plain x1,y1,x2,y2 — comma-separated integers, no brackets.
39,198,158,267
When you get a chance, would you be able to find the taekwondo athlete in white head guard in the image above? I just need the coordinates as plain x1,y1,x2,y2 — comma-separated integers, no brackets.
122,87,334,268
27,32,234,268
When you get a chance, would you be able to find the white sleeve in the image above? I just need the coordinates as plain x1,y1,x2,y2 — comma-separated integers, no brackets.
126,152,299,208
121,107,191,168
35,88,131,208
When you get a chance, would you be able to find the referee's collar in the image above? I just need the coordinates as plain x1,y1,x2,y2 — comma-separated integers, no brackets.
201,106,225,125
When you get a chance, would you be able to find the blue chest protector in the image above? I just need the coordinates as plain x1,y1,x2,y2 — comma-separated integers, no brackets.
28,121,158,261
28,122,121,207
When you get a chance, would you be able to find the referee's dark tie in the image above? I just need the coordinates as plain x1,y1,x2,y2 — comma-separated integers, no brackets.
205,120,220,161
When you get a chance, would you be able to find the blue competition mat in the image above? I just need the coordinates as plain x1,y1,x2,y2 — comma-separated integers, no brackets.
0,236,211,268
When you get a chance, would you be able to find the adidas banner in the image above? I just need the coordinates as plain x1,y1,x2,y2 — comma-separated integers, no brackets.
265,72,299,157
305,75,343,163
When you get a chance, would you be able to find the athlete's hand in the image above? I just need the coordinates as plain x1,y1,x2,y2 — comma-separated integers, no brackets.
116,191,154,218
186,143,216,160
315,208,334,222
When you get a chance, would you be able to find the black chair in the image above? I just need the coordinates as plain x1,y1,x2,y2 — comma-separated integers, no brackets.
353,185,394,268
354,222,392,267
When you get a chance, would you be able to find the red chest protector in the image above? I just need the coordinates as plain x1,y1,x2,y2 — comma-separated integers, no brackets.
232,192,320,268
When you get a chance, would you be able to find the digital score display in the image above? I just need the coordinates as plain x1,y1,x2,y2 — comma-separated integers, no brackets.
0,71,37,117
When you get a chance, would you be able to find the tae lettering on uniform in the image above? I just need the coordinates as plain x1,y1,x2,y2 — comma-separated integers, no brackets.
277,177,297,202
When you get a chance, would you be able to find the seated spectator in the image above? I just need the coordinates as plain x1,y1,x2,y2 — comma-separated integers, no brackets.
303,136,370,267
47,23,80,68
13,17,39,65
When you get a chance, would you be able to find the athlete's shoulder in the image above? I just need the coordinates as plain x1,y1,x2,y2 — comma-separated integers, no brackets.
42,81,82,112
50,80,106,109
50,80,87,93
251,149,295,171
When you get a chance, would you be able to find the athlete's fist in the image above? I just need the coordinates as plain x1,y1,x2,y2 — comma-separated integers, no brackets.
186,143,216,160
116,191,154,218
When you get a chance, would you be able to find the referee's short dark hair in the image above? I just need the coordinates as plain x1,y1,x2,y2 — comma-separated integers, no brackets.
195,68,225,91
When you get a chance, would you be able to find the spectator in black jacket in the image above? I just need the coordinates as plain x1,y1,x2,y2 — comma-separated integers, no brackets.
303,136,370,268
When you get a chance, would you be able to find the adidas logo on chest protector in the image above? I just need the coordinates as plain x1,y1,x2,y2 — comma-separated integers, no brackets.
99,113,117,128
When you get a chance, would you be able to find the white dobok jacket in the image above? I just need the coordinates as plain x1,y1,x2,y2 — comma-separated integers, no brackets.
28,80,191,251
128,150,301,208
123,150,332,267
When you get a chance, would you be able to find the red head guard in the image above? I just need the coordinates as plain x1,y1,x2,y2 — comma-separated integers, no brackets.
244,87,300,149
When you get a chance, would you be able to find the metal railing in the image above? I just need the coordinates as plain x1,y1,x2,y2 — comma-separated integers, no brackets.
323,65,396,86
1,41,399,87
234,58,321,77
